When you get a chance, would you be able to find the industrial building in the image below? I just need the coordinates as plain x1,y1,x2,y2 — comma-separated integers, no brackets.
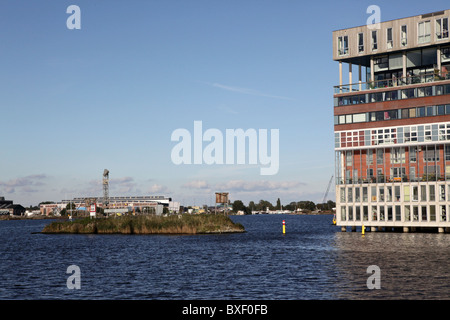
41,195,177,216
333,10,450,232
0,197,25,216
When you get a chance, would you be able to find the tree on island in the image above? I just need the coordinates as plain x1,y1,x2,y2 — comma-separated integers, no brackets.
232,200,249,214
276,198,281,210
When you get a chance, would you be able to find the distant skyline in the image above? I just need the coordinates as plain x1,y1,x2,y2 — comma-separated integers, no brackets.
1,0,448,206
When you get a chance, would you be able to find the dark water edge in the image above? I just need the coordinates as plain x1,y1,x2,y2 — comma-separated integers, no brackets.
0,214,449,300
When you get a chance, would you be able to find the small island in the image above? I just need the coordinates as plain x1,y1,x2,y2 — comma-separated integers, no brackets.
41,214,245,235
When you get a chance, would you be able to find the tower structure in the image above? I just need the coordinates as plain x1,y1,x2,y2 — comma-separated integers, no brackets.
103,169,109,208
333,10,450,232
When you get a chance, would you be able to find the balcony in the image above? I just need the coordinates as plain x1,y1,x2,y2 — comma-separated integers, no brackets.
334,72,450,94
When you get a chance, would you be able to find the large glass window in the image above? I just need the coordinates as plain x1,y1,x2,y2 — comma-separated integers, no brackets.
338,36,349,56
429,185,436,201
387,27,393,49
418,20,431,44
401,25,407,46
424,146,439,162
377,149,384,165
405,205,411,221
358,32,364,52
372,30,378,50
436,17,449,40
391,147,405,164
404,186,410,202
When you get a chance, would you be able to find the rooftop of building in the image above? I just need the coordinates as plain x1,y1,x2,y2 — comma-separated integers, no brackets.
333,9,450,63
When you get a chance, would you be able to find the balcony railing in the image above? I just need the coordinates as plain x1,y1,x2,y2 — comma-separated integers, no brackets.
334,72,450,94
336,174,448,185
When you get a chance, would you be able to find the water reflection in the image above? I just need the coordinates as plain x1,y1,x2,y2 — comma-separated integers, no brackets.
331,232,450,299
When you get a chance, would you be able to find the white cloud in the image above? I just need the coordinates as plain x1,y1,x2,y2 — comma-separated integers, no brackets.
148,184,169,194
0,174,47,194
216,180,304,193
182,180,211,189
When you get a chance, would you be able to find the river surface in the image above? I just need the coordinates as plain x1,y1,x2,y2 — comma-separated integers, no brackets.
0,214,449,300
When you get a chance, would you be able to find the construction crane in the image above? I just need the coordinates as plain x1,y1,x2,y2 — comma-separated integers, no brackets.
322,175,333,204
103,169,109,208
321,175,334,211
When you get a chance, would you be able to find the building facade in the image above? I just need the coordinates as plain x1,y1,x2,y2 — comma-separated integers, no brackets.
333,10,450,232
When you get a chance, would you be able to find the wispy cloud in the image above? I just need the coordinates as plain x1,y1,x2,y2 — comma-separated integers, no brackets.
0,174,47,193
208,82,294,101
148,184,169,194
182,179,303,193
182,180,211,190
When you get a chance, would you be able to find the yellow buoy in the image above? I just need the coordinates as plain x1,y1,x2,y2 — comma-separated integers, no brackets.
282,220,286,234
362,225,365,236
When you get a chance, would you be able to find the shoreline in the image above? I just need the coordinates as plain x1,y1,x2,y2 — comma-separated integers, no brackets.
40,214,246,235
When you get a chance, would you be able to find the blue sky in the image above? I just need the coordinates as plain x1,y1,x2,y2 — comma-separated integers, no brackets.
0,0,448,207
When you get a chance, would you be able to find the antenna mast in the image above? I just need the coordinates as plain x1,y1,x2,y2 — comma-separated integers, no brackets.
103,169,109,208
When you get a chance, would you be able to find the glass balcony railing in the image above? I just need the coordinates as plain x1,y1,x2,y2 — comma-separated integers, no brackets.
334,72,450,94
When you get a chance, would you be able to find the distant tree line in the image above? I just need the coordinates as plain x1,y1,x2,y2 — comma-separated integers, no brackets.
231,198,336,214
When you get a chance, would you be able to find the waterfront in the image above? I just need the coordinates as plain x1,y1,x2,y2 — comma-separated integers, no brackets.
0,214,449,299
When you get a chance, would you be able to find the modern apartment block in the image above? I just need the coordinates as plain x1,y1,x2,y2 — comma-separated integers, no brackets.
333,10,450,232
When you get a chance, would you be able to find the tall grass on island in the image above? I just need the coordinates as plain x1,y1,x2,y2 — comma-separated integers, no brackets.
41,214,245,235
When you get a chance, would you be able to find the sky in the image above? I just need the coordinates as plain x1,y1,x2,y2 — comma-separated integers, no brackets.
0,0,448,207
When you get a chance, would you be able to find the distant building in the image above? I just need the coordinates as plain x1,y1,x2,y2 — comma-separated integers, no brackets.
40,195,174,216
0,197,26,216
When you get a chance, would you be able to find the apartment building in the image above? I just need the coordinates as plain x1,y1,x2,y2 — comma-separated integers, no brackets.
333,10,450,232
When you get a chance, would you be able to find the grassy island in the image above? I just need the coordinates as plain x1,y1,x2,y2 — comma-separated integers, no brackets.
41,214,245,235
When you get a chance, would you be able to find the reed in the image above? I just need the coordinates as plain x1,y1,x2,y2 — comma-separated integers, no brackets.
41,214,245,234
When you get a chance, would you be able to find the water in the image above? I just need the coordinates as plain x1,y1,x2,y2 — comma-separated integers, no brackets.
0,214,449,300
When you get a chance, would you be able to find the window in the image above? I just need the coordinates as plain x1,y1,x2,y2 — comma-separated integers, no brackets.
445,145,450,161
373,56,388,71
404,186,410,202
395,186,401,202
430,205,436,222
430,185,436,201
387,186,392,202
355,187,360,202
372,30,378,50
401,108,409,119
401,25,407,46
391,147,405,164
405,127,418,143
418,20,431,43
340,187,346,202
363,187,368,202
440,185,446,201
424,147,439,162
387,27,393,49
405,205,411,220
346,151,352,166
391,167,406,179
421,206,427,221
338,36,349,56
358,32,364,52
421,185,427,201
376,148,384,164
394,206,400,221
367,149,373,165
413,186,419,201
418,86,432,97
436,17,449,40
440,205,446,222
409,146,417,162
379,187,385,202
